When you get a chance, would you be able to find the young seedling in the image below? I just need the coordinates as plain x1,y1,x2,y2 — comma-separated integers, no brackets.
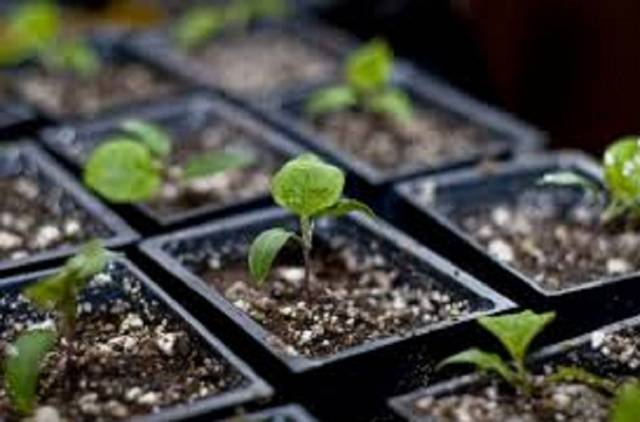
539,137,640,223
306,39,413,124
610,381,640,422
248,154,373,291
83,119,255,203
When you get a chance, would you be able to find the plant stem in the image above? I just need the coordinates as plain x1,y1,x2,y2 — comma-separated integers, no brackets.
300,216,314,294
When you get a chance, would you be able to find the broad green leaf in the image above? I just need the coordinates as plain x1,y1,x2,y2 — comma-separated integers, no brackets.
84,139,162,203
183,151,255,180
271,154,345,217
346,39,393,93
174,6,225,51
39,39,101,78
248,228,295,284
4,329,58,415
438,348,516,384
548,366,616,394
249,0,290,20
478,310,555,364
121,119,171,158
314,198,374,219
611,381,640,422
538,171,601,194
604,137,640,204
367,88,413,123
306,85,357,116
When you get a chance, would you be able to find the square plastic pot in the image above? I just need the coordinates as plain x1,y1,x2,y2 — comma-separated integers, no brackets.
0,142,137,275
0,258,272,421
139,207,514,376
40,92,305,233
220,404,316,421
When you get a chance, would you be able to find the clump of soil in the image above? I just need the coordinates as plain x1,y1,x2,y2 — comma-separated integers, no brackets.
0,264,245,421
192,231,475,358
0,177,97,261
441,186,640,291
188,30,337,98
306,108,492,174
14,63,179,118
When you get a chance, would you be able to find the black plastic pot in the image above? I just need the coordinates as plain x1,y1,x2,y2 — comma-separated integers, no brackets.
258,64,545,199
0,103,37,139
139,207,514,376
0,257,272,421
0,142,137,276
389,151,640,312
221,404,316,421
40,92,304,233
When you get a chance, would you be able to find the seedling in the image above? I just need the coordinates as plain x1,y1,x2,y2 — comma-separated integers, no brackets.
539,137,640,223
306,39,413,123
83,119,255,203
610,381,640,422
248,154,373,290
174,0,289,51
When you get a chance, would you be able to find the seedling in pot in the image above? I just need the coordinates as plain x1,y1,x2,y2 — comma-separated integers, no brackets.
611,381,640,422
248,154,373,292
83,119,255,203
540,137,640,223
305,39,413,124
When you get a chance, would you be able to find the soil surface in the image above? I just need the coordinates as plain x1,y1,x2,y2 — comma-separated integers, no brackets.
438,186,640,291
196,231,475,358
189,30,337,98
0,177,96,261
14,63,179,118
306,108,492,174
0,264,245,421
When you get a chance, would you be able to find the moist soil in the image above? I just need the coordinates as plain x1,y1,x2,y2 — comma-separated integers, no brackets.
187,30,337,98
437,186,640,291
0,266,245,421
14,63,179,119
198,233,474,358
306,108,491,174
0,177,95,262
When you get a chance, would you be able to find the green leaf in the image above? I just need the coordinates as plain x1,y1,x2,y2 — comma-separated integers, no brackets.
345,39,393,93
248,228,295,284
183,151,255,180
271,154,345,218
538,171,601,195
249,0,290,20
64,239,116,281
611,381,640,422
306,85,357,116
174,6,225,51
121,119,171,158
84,139,162,203
367,88,413,123
548,366,617,394
438,348,516,385
4,329,58,415
39,39,101,78
224,0,253,28
604,137,640,205
314,198,374,219
478,310,556,364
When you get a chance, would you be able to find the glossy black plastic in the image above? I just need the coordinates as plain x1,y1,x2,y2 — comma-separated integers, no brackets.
220,404,316,421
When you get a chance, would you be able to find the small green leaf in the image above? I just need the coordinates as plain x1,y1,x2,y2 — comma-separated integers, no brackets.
367,88,413,123
438,348,516,385
314,198,374,219
478,310,555,364
249,228,295,284
4,329,58,415
271,154,345,218
174,6,225,51
84,139,162,203
183,151,255,180
121,119,171,158
39,39,101,78
538,171,601,194
64,240,116,281
604,137,640,205
306,85,357,116
346,39,393,93
249,0,290,20
611,381,640,422
548,366,617,394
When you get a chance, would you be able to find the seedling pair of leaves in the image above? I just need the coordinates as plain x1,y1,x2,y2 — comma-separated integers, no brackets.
4,240,114,415
84,119,255,203
174,0,289,51
306,39,413,124
539,137,640,223
248,154,373,290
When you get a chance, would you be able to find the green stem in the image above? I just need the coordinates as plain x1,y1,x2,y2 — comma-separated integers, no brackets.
300,216,314,294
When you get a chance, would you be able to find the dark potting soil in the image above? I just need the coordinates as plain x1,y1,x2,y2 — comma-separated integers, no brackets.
194,231,474,358
307,108,491,174
187,30,337,98
0,263,246,421
14,63,179,118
